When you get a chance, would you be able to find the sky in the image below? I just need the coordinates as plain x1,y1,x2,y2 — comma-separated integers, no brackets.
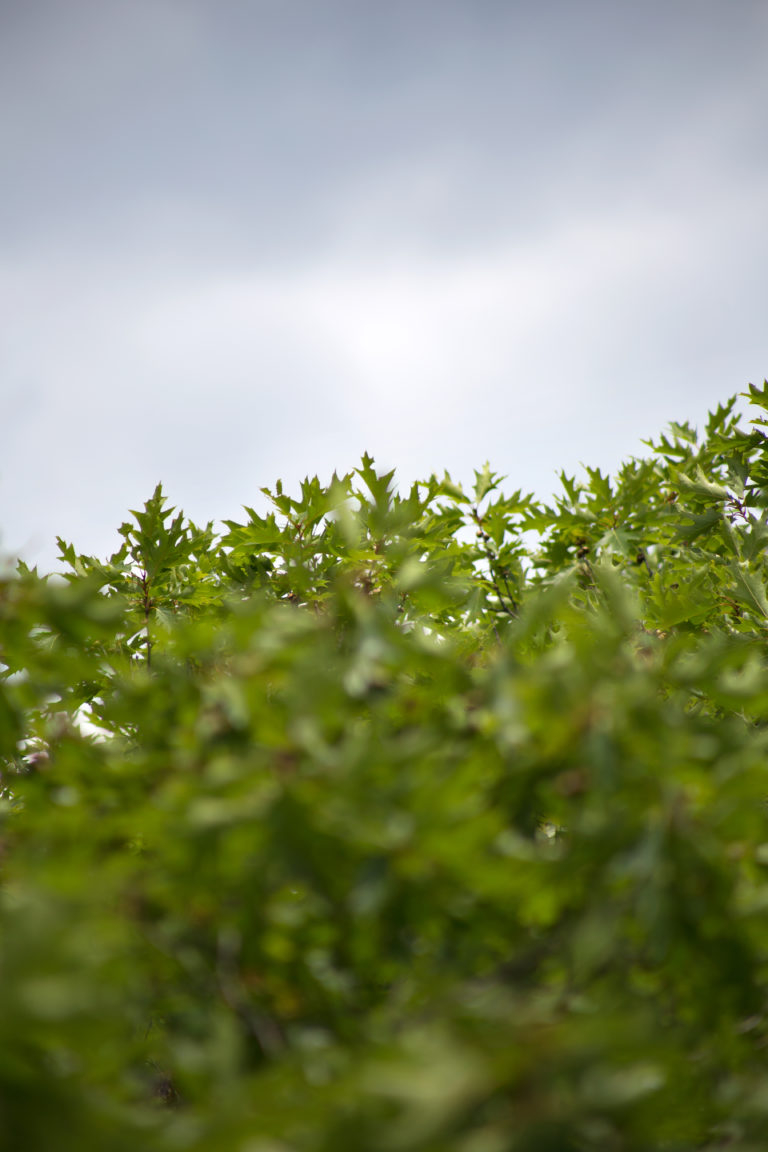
2,0,768,570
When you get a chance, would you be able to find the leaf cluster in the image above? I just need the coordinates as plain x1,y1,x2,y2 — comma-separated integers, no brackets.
3,388,768,1149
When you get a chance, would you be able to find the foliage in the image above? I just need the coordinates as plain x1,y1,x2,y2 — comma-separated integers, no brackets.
3,388,768,1149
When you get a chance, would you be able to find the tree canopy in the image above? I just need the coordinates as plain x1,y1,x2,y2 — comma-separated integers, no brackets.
3,386,768,1150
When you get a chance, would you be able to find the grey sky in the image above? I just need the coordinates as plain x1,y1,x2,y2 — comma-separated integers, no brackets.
2,0,767,568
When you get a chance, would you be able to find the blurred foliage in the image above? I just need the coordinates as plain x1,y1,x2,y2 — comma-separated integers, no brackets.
4,389,768,1148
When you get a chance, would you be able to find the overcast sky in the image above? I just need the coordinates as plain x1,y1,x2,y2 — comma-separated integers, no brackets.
2,0,767,569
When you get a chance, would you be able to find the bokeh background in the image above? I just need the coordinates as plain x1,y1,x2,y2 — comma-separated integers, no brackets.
2,0,767,569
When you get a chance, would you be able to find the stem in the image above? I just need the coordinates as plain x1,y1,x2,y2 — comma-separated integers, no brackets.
637,548,654,578
471,506,518,617
140,570,152,669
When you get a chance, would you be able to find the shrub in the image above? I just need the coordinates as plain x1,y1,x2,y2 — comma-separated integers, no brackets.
3,387,768,1149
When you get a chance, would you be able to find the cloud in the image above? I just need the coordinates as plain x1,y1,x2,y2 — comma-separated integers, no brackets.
2,0,768,568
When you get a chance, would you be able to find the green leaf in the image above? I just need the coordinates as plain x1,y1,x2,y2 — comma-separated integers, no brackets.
472,462,502,504
729,561,768,620
674,507,723,543
674,465,731,502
